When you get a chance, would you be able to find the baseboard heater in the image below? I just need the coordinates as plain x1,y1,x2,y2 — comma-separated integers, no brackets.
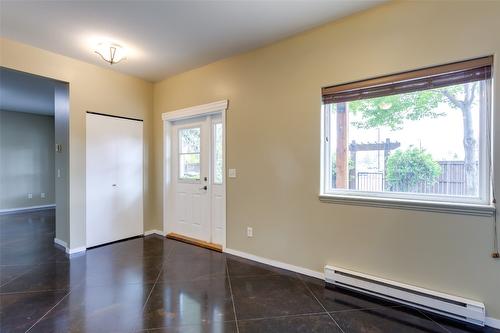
324,265,485,326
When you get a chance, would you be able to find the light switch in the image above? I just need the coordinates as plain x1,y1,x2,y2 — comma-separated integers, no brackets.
228,169,236,178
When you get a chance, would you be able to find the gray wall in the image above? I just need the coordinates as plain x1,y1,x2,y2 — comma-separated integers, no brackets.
0,110,55,210
54,82,70,244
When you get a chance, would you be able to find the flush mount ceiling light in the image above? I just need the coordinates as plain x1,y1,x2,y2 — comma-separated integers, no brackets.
94,42,126,65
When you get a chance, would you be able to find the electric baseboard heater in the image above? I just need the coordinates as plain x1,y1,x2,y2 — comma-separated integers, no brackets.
324,265,485,326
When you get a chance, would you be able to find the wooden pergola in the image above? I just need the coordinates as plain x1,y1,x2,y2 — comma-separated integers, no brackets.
335,102,400,189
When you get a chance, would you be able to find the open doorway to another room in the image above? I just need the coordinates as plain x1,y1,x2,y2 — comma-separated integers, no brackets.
0,67,70,258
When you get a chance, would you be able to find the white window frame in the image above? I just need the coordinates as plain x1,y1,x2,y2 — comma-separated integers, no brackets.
320,83,495,217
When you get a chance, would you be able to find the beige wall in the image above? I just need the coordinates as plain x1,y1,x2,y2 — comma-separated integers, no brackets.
0,110,55,209
153,1,500,319
0,38,154,248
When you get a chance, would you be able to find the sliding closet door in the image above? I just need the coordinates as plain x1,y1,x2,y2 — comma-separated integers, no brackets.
86,113,143,248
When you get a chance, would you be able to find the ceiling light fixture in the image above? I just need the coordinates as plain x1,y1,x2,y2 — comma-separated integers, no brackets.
94,42,126,65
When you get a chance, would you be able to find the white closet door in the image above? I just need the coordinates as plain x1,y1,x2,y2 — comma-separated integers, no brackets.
86,113,143,248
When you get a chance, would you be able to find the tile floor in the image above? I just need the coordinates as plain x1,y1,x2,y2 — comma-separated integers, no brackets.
0,209,498,333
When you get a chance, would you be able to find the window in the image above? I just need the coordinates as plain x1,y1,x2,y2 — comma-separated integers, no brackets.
179,127,201,180
321,57,493,207
213,122,223,184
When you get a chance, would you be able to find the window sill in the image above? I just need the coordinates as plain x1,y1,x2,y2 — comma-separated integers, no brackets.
319,194,495,217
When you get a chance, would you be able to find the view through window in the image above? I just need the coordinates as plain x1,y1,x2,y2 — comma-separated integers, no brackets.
179,127,201,180
322,58,492,204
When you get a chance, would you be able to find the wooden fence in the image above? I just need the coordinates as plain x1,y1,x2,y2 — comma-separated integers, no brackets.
354,161,469,195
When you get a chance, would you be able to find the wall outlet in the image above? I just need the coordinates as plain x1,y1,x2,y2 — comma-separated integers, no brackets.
228,169,237,178
28,193,33,199
41,192,46,198
57,169,61,178
247,227,253,237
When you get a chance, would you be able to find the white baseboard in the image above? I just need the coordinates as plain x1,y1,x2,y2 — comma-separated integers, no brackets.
224,248,324,280
224,247,500,329
53,238,86,255
66,246,86,255
144,229,165,236
0,204,55,214
53,238,68,248
486,316,500,329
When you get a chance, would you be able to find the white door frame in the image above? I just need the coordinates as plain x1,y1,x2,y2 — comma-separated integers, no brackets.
162,100,228,250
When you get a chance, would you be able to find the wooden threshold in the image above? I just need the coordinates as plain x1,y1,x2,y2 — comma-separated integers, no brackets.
166,232,222,252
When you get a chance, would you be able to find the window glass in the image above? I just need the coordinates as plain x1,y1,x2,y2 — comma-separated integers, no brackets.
179,127,201,180
180,127,200,153
214,122,223,184
323,78,491,204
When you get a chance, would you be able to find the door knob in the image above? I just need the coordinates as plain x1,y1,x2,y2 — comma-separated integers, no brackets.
112,184,117,187
200,185,208,190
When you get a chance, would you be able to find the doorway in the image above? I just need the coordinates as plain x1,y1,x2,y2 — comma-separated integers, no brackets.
163,100,227,250
0,67,70,251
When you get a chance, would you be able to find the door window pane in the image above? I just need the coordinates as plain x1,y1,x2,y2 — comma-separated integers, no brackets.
213,122,223,184
180,127,200,153
180,154,200,180
179,127,200,180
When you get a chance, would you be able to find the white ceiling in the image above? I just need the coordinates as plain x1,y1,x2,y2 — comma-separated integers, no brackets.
0,1,385,82
0,68,55,116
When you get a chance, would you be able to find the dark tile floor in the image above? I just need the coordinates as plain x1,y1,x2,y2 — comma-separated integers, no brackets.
0,209,498,333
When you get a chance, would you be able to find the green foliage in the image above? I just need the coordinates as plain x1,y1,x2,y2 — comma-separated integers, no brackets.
349,90,446,130
331,157,355,185
331,157,355,176
386,147,441,192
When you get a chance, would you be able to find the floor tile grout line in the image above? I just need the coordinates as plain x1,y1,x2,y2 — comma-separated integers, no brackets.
141,243,174,311
0,262,48,267
237,311,330,323
328,305,404,313
417,309,452,333
134,242,175,333
0,288,71,295
226,261,240,333
0,266,36,289
24,289,72,333
226,272,283,280
142,261,164,310
142,321,238,332
297,273,346,333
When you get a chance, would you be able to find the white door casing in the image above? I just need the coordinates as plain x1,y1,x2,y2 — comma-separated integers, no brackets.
162,100,227,249
86,113,144,248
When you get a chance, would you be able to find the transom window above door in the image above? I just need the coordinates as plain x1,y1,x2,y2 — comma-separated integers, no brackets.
320,57,493,210
179,127,201,180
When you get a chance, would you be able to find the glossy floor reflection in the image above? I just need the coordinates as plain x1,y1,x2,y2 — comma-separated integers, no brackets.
0,209,498,333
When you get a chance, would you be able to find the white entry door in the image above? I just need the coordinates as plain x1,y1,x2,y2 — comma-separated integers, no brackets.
86,113,144,247
171,114,224,244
